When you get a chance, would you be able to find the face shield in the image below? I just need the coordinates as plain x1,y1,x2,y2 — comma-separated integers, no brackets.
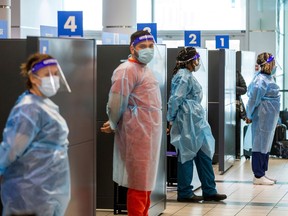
176,51,206,73
31,59,71,96
260,54,282,75
131,34,163,65
130,34,165,94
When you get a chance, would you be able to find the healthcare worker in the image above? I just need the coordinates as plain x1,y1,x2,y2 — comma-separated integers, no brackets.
0,53,71,216
167,47,227,202
245,52,280,185
101,30,162,216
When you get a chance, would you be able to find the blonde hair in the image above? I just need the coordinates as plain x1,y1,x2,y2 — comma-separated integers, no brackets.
256,52,274,74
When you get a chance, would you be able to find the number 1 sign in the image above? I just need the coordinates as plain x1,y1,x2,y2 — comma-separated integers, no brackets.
58,11,83,37
215,35,229,49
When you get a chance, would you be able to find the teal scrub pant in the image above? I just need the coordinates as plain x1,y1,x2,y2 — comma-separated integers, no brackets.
177,149,217,199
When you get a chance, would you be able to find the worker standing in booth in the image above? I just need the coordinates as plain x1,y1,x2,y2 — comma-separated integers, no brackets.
246,52,280,185
167,47,227,202
101,30,162,216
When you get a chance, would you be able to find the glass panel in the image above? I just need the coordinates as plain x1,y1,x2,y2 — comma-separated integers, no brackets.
63,0,102,30
154,0,246,30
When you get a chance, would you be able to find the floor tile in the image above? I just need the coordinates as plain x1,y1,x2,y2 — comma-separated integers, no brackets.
96,157,288,215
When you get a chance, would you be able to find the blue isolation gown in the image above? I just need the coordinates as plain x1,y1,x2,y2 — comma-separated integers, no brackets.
107,60,162,191
246,72,280,153
0,91,70,216
167,69,215,163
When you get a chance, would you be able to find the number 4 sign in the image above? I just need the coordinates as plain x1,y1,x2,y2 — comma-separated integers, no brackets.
58,11,83,37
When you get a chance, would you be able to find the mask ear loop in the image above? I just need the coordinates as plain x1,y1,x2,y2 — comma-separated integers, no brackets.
133,47,139,59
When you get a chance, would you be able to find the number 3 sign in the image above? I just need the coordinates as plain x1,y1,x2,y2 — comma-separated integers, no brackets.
58,11,83,37
137,23,157,43
184,31,201,47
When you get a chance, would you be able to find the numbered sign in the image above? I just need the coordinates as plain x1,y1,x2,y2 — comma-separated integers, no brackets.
0,20,8,38
58,11,83,37
185,31,201,47
40,25,57,37
137,23,157,43
215,35,229,49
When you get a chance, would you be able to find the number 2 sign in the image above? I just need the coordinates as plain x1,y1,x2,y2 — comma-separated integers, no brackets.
58,11,83,37
185,31,201,47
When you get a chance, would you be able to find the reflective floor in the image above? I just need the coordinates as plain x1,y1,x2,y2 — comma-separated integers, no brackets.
96,157,288,215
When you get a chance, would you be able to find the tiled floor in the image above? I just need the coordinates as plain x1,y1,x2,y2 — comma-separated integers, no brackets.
96,157,288,215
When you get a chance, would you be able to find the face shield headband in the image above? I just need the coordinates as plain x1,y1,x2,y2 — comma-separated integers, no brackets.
176,53,200,64
31,59,58,74
131,35,155,47
260,55,274,65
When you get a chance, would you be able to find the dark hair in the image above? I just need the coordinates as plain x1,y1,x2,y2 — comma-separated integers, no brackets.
173,47,197,75
20,53,54,89
130,30,152,46
256,52,274,74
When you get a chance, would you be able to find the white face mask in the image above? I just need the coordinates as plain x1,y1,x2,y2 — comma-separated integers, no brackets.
38,76,60,97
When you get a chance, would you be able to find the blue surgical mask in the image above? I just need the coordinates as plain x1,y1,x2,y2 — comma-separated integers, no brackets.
38,76,60,97
135,48,154,64
271,66,277,75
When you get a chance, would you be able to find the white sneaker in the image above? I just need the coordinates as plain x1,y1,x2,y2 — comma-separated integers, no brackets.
265,176,277,183
253,176,274,185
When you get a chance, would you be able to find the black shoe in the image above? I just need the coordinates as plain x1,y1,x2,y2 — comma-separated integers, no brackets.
177,195,203,202
203,193,227,201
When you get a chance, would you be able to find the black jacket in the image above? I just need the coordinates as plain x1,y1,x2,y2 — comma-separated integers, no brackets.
236,70,247,100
